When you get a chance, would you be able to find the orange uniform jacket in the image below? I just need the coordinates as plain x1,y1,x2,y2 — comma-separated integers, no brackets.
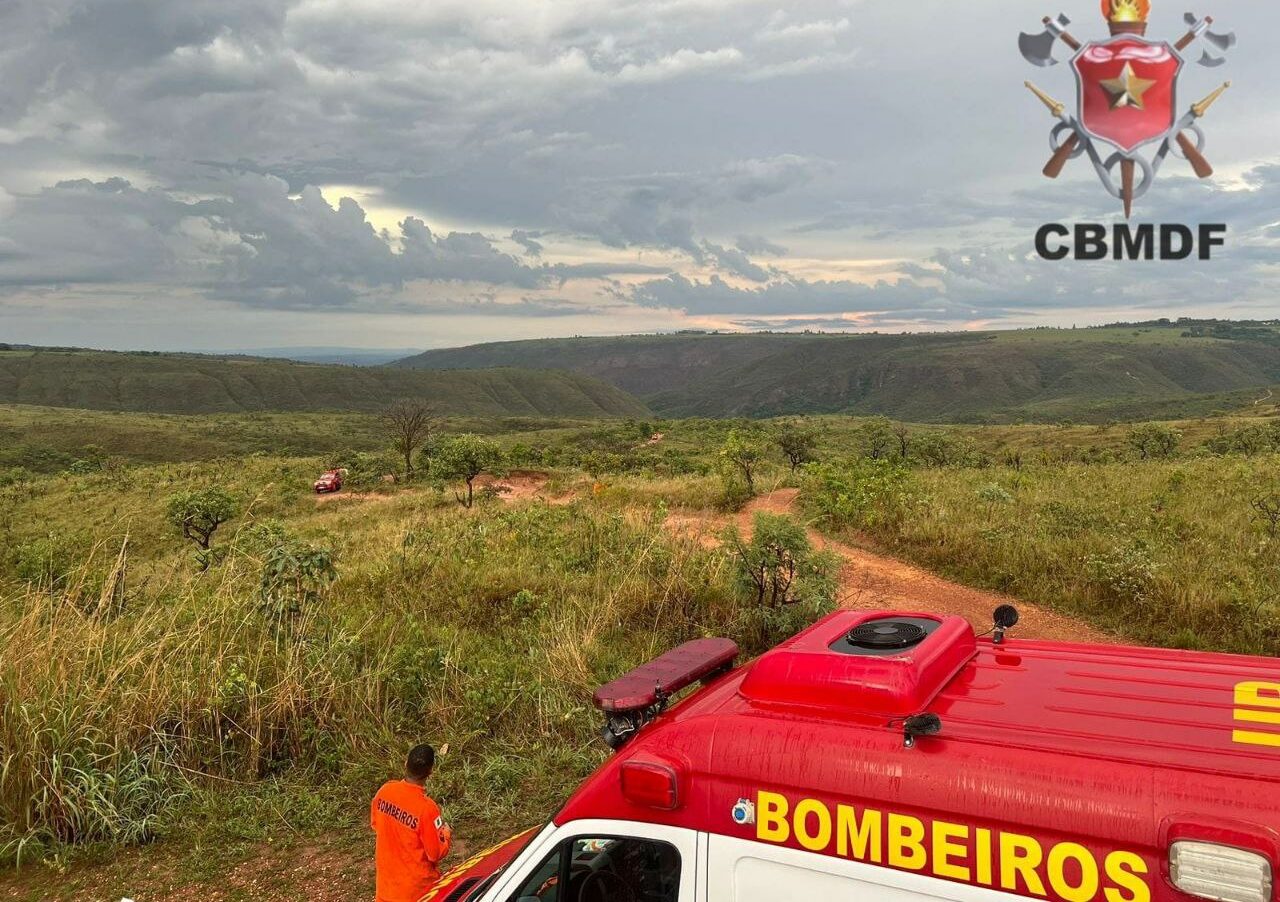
370,780,453,902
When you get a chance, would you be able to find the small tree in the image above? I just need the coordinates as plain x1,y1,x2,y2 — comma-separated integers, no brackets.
726,513,838,620
776,420,819,473
720,428,764,494
166,488,237,569
434,434,504,507
892,423,912,460
1127,423,1181,460
259,538,338,626
913,431,967,468
382,399,439,479
859,417,897,460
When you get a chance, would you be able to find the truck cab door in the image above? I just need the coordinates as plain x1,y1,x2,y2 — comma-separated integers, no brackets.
483,819,700,902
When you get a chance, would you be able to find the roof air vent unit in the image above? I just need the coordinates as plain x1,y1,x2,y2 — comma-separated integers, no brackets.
739,612,977,715
831,615,941,657
848,620,928,650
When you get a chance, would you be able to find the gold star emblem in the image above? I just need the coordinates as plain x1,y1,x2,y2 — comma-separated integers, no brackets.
1100,62,1156,110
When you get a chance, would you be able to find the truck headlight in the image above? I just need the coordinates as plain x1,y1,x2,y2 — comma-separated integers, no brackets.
1170,841,1272,902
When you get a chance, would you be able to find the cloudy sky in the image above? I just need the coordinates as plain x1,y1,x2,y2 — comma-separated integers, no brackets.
0,0,1276,352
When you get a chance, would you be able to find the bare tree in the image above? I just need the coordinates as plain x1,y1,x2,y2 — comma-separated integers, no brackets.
893,424,912,460
1252,493,1280,538
382,399,439,479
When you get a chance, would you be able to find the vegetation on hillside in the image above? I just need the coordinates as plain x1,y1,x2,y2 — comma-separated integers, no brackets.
394,320,1280,423
0,349,648,417
800,453,1280,656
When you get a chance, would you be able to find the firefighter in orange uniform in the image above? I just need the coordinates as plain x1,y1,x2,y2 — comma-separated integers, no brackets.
371,744,454,902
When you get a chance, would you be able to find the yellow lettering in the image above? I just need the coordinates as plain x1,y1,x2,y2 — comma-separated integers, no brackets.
933,821,971,881
1236,681,1280,710
757,791,790,844
1047,842,1100,902
836,805,882,863
1233,729,1280,747
794,798,833,852
1104,851,1151,902
887,814,927,871
1234,683,1280,745
1235,708,1280,725
1000,832,1048,897
751,790,1148,902
975,828,993,886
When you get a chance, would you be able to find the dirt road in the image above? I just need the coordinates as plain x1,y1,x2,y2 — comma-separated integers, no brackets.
317,478,1111,643
670,488,1115,645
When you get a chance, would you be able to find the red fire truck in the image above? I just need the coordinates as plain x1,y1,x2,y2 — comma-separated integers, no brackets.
421,608,1279,902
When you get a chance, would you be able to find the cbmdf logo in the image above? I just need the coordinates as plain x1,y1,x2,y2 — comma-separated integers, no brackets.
1019,1,1236,218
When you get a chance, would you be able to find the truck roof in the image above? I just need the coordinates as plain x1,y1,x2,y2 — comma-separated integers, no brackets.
559,610,1280,865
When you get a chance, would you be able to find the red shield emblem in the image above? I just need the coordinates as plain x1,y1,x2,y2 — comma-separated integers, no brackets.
1073,37,1181,153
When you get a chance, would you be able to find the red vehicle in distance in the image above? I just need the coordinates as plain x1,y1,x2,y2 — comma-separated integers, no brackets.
419,607,1279,902
313,469,344,494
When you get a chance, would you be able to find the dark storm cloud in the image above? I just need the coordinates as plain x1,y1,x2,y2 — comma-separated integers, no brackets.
701,242,772,282
0,0,863,322
734,235,787,257
510,230,544,257
554,155,824,260
0,173,667,309
631,193,1278,321
1,0,1279,344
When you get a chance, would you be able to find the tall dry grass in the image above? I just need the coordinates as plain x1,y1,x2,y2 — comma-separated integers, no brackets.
803,453,1280,654
0,462,781,863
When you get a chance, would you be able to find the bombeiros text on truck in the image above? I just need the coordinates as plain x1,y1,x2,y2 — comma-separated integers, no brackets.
421,606,1278,902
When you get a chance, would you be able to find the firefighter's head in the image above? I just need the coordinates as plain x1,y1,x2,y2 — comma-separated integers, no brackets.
405,744,436,783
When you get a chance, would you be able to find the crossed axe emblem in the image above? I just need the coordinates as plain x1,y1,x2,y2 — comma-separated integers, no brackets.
1019,11,1237,217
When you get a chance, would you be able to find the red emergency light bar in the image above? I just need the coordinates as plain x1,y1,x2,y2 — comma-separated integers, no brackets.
593,638,739,713
593,638,739,749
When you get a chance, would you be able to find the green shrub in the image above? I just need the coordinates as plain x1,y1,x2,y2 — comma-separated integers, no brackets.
776,420,819,473
977,483,1014,504
1127,423,1182,460
12,535,76,590
1203,423,1280,456
719,428,765,494
912,431,977,468
802,457,916,531
0,467,31,487
258,538,338,625
1085,541,1159,605
724,513,838,647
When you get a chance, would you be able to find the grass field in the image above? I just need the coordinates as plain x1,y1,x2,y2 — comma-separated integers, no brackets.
2,402,1279,897
8,400,1278,475
800,455,1280,655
